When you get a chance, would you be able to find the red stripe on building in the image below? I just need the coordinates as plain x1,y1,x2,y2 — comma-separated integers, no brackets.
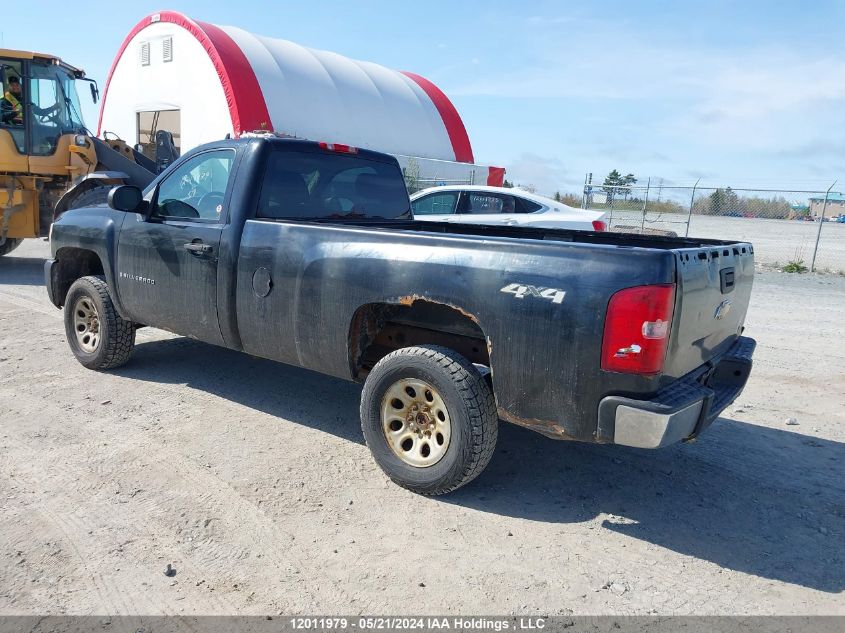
400,71,474,164
97,11,272,137
486,166,506,187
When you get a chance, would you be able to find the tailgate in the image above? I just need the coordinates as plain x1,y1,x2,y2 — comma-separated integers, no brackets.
662,242,755,381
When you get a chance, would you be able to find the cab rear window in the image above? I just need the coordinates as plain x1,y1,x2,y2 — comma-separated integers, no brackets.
256,151,411,221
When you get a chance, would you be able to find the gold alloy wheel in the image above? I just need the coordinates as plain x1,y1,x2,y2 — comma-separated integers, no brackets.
381,378,452,468
72,296,101,353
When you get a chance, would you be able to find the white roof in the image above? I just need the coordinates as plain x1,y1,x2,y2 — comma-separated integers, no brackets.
98,11,475,163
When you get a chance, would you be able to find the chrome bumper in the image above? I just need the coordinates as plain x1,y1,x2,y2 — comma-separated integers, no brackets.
599,336,756,449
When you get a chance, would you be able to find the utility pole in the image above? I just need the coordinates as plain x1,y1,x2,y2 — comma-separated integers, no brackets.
811,181,837,272
685,179,700,237
640,177,651,231
582,172,593,209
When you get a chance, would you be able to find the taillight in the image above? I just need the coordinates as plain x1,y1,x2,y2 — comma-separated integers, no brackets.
319,141,358,154
601,284,675,374
592,220,607,231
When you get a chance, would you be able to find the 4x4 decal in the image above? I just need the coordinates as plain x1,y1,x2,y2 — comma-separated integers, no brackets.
500,283,566,305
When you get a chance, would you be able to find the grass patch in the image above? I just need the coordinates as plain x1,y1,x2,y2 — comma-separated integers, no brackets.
782,260,808,273
781,247,809,273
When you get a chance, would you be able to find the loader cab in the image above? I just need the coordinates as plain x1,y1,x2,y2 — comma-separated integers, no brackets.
1,52,89,159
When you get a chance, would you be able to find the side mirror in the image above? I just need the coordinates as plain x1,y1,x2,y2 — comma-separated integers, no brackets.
90,82,100,104
108,185,144,213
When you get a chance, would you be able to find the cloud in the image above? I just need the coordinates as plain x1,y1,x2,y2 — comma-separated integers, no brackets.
503,152,581,197
441,9,845,187
674,56,845,149
524,15,576,26
775,140,845,159
442,15,845,155
589,143,670,165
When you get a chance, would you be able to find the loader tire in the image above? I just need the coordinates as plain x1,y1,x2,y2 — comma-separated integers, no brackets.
0,239,22,257
68,186,111,210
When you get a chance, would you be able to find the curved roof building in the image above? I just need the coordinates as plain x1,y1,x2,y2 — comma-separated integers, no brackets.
98,11,478,165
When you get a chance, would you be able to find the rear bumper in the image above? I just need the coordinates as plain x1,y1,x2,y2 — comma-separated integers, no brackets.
598,336,756,448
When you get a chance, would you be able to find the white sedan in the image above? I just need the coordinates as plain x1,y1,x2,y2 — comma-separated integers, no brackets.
410,185,607,231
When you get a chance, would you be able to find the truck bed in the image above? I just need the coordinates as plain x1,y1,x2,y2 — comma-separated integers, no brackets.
296,217,753,251
254,220,754,386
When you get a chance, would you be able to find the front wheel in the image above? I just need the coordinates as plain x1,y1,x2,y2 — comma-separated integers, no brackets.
64,276,135,370
360,345,498,495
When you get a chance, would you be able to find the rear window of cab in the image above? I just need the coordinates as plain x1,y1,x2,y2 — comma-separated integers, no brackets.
256,151,411,221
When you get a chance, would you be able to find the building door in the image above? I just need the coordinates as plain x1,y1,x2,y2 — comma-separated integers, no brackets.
136,109,181,161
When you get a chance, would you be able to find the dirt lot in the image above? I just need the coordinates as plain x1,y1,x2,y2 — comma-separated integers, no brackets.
0,239,843,616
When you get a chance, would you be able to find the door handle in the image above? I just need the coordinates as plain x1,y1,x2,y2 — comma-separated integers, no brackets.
184,242,213,255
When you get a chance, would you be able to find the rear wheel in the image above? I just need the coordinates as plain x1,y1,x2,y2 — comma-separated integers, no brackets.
68,186,111,210
0,239,21,257
360,345,498,495
64,276,135,370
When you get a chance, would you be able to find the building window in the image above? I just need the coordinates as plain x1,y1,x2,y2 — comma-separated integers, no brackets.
163,37,173,63
139,41,150,66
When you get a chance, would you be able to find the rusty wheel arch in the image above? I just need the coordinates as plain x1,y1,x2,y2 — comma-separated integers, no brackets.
348,297,492,382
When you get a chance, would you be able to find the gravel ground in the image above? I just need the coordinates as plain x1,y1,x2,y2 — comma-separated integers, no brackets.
0,239,843,616
606,212,845,273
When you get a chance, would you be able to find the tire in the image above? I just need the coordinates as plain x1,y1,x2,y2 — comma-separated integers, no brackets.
64,276,135,370
0,239,21,257
68,186,111,210
360,345,498,495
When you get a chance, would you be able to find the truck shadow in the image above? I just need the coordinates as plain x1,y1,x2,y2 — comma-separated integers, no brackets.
451,420,845,594
120,336,843,594
0,255,45,286
116,335,366,445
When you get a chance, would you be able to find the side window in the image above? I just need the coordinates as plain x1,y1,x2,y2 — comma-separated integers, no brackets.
464,193,516,215
0,59,25,153
154,150,234,220
517,198,543,214
411,192,459,215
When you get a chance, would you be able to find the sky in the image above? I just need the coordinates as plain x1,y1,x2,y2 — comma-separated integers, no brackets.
4,0,845,197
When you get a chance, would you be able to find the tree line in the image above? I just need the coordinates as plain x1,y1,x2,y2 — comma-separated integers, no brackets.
510,169,801,220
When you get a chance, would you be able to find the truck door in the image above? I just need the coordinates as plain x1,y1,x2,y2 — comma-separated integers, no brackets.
116,148,236,344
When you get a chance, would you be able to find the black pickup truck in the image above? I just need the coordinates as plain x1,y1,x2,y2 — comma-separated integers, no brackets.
45,137,756,495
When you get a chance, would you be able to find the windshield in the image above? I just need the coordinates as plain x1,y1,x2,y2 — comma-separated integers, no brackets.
29,63,86,131
27,63,86,156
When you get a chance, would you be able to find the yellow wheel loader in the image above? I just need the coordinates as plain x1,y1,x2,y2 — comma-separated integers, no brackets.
0,49,165,256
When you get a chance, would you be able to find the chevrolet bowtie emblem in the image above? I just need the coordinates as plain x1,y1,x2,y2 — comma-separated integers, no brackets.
714,299,732,320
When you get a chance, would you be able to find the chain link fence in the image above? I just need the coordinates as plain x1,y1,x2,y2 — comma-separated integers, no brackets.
405,177,476,194
581,182,844,273
396,155,485,195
